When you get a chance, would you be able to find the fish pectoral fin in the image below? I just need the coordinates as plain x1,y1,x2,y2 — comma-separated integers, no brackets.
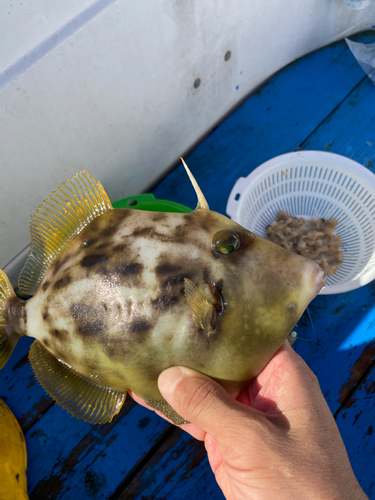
184,278,218,331
29,341,126,424
18,171,113,296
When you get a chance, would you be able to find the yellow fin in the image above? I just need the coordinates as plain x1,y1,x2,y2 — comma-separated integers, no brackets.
18,171,113,296
184,278,217,331
0,270,18,369
29,341,126,424
180,158,209,210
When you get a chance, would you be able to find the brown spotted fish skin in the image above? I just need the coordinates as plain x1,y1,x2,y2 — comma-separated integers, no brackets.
0,166,326,424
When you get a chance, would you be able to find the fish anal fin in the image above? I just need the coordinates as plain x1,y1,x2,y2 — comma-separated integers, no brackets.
18,171,113,296
145,398,189,425
29,341,126,424
184,278,219,332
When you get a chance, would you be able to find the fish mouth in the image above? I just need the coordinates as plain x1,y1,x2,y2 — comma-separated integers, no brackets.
310,262,327,293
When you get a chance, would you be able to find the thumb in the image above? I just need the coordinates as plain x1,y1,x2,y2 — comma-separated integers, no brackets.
158,366,259,441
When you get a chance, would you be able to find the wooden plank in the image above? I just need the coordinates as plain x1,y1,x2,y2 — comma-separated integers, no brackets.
293,284,375,414
26,401,171,499
287,44,375,412
336,362,375,499
118,429,224,500
300,75,375,174
0,336,54,432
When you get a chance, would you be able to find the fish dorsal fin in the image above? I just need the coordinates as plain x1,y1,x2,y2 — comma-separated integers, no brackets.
29,341,126,424
18,171,112,296
180,158,209,210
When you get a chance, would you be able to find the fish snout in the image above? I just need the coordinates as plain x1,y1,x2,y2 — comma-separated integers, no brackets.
308,260,327,294
283,258,326,325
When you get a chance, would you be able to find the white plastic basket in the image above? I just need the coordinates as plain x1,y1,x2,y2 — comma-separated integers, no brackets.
227,151,375,294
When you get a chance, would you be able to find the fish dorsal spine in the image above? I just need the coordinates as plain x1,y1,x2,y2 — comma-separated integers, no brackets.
180,158,209,210
18,170,113,296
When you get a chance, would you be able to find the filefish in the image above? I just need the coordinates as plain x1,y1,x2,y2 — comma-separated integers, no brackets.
0,160,326,425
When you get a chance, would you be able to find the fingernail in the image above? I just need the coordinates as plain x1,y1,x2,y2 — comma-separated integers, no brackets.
158,367,185,397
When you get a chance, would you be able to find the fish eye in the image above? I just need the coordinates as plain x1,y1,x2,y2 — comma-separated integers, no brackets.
212,230,241,255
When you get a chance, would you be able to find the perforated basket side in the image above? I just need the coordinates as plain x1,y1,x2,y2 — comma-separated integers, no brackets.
229,152,375,293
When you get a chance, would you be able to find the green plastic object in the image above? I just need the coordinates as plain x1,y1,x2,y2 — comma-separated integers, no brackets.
112,193,192,213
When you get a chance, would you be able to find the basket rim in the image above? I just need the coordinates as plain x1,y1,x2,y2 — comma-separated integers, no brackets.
228,151,375,212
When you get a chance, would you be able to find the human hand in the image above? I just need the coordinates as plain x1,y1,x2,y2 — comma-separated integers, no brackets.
131,341,367,500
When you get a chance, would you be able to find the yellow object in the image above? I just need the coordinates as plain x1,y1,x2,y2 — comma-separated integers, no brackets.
0,400,29,500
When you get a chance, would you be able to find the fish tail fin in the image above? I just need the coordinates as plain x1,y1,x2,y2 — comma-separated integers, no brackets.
0,270,19,369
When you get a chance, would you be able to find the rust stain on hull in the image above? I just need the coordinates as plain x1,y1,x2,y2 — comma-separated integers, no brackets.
19,396,53,432
338,341,375,406
365,380,375,396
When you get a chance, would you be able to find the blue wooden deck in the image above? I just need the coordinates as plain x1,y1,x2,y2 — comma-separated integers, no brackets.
1,31,375,499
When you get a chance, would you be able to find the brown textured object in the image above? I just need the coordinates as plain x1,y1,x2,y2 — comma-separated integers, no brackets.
266,211,343,276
